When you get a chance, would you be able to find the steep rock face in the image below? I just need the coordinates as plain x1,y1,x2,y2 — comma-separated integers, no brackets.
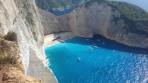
39,9,71,35
39,2,148,48
40,2,112,37
0,0,57,82
0,0,43,70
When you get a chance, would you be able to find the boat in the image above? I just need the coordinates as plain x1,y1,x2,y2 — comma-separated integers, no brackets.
77,57,81,61
89,47,93,51
94,46,98,48
60,40,65,43
52,36,61,41
97,39,100,41
66,6,71,9
58,8,64,11
86,39,89,41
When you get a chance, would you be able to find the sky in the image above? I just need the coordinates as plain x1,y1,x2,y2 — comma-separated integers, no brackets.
113,0,148,12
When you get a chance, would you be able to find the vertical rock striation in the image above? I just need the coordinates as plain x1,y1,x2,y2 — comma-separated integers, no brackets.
0,0,58,82
39,2,148,48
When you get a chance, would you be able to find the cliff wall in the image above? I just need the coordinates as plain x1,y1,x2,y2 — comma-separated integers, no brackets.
0,0,57,82
39,2,148,48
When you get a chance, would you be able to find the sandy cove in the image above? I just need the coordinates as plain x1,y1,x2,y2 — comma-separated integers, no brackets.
44,32,75,47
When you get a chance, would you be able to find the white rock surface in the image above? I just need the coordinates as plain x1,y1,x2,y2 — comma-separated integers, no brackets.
0,0,58,83
39,2,148,48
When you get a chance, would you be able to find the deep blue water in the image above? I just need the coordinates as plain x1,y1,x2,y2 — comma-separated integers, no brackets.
45,35,148,83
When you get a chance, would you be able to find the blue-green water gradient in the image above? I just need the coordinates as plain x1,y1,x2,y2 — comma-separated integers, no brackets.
45,35,148,83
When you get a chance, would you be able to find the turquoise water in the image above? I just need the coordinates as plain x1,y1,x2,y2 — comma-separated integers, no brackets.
45,35,148,83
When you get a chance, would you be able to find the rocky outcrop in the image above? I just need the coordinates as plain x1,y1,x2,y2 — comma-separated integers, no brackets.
0,0,147,82
0,37,19,65
0,38,42,83
39,2,148,48
39,9,71,35
0,0,57,83
0,64,43,83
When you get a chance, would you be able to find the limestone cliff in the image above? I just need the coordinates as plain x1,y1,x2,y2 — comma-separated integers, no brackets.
39,1,148,48
0,0,147,82
0,0,57,83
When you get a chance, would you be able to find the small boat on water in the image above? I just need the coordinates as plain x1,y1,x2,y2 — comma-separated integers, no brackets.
77,57,81,61
60,40,65,43
52,36,61,41
58,8,64,11
97,39,100,41
86,39,89,41
52,8,59,11
66,6,71,9
94,46,98,48
89,47,93,51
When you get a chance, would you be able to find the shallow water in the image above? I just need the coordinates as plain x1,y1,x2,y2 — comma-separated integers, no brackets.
45,35,148,83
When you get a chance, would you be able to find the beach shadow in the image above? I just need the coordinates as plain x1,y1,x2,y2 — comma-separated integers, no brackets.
64,35,148,55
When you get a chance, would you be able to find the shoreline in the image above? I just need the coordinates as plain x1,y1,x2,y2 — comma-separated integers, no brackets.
44,32,75,48
43,32,75,82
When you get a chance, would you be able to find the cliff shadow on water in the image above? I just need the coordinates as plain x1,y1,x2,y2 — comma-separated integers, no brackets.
63,35,148,55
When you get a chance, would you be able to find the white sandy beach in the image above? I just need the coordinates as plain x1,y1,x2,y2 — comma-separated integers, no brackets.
44,32,75,47
41,32,75,83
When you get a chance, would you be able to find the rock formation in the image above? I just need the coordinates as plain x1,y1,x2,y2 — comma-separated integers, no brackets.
39,1,148,48
0,38,42,83
0,0,148,83
0,0,57,82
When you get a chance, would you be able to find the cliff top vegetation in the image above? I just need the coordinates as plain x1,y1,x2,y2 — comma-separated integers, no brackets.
106,1,148,21
35,0,81,10
35,0,148,22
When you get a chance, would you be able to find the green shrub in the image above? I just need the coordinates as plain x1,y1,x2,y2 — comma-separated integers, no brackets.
0,50,19,65
25,12,34,25
106,1,148,21
0,39,19,66
36,0,73,9
32,31,37,41
3,32,17,41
